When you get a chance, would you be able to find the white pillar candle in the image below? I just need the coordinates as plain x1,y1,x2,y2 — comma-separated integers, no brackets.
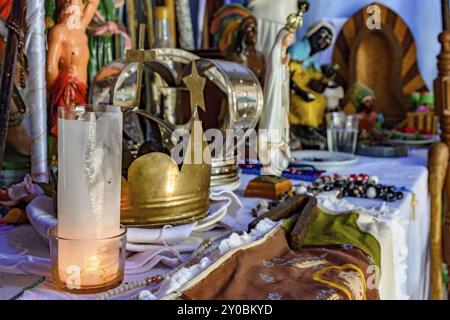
57,106,123,289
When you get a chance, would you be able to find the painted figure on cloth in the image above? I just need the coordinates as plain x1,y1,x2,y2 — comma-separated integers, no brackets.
47,0,99,137
313,264,367,300
258,18,299,176
210,4,265,85
287,21,335,150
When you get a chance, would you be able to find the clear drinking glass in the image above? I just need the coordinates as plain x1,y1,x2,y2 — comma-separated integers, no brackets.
326,112,359,154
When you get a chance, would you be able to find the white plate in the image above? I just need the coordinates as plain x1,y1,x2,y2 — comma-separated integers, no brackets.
193,201,228,232
388,132,438,146
290,150,358,171
388,138,437,146
210,179,242,192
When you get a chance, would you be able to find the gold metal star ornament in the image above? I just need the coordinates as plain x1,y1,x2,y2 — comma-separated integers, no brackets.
182,61,206,112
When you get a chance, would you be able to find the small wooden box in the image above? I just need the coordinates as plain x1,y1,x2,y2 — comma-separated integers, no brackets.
245,176,293,200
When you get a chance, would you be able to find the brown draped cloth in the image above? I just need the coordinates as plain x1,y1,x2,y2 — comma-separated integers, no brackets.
183,228,380,300
49,69,88,137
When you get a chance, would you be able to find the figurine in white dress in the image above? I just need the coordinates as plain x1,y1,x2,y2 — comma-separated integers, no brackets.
258,6,308,176
249,0,299,60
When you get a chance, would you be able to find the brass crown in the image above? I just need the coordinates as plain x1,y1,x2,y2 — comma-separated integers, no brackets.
121,62,212,228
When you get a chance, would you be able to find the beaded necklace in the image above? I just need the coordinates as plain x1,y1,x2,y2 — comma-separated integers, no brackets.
96,230,233,300
302,174,404,202
251,174,408,218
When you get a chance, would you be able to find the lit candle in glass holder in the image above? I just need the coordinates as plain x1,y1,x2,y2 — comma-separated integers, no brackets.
50,105,126,293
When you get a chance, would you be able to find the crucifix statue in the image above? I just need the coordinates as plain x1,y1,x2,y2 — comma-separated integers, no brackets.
47,0,99,137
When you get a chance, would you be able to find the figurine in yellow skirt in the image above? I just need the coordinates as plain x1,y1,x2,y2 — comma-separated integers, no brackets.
289,61,327,128
287,21,335,149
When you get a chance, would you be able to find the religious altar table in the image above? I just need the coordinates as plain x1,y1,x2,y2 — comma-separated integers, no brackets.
0,148,430,300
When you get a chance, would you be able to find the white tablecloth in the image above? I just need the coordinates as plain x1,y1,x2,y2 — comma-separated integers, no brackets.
0,148,430,300
329,148,430,300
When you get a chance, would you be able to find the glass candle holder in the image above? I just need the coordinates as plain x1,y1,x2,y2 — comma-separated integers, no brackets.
49,225,127,293
55,105,124,293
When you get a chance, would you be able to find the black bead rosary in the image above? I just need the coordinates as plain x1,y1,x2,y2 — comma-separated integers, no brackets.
307,174,404,202
251,173,405,218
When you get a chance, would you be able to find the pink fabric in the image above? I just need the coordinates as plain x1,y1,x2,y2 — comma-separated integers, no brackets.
93,12,132,50
0,175,44,207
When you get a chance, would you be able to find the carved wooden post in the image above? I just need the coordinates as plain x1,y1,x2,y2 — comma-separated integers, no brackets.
429,143,449,300
435,31,450,144
432,0,450,300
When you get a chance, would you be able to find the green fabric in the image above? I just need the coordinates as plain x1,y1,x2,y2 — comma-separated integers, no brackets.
88,0,117,83
443,263,449,285
45,0,56,17
45,0,56,29
348,82,375,109
2,144,30,170
1,144,30,188
420,93,434,106
302,208,381,268
409,92,421,104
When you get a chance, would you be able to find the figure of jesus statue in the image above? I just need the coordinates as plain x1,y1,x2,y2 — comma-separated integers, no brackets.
47,0,99,137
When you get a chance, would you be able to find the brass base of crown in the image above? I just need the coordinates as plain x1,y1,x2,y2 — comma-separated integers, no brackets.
121,190,210,228
211,156,240,187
